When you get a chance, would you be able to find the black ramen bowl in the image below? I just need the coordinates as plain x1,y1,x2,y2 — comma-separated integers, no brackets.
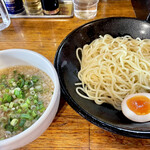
54,17,150,139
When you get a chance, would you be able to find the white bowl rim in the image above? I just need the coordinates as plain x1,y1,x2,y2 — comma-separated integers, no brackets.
0,49,60,145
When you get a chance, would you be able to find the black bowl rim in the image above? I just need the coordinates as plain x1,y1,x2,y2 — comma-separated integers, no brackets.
54,17,150,139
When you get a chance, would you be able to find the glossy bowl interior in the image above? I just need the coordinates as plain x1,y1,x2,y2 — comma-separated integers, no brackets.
54,17,150,139
0,49,60,150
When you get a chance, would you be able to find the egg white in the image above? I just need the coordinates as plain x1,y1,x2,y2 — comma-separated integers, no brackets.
121,93,150,122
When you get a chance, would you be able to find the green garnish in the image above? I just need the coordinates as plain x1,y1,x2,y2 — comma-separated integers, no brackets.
0,70,48,140
10,119,18,126
3,93,12,103
19,119,26,127
17,78,25,88
14,88,24,98
31,76,39,83
4,124,14,132
20,114,32,120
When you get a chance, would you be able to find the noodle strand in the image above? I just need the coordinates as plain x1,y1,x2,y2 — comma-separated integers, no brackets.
75,34,150,110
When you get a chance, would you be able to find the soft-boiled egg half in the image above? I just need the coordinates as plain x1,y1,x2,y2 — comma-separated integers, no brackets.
121,93,150,122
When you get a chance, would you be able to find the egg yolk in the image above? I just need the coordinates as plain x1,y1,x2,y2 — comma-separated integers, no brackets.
127,95,150,115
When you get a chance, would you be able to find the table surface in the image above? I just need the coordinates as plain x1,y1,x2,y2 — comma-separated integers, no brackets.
1,0,150,149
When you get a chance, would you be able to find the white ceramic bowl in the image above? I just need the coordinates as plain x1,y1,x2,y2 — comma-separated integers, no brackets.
0,49,60,150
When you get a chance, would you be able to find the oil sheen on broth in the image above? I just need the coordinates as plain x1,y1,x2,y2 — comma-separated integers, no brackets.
0,65,54,140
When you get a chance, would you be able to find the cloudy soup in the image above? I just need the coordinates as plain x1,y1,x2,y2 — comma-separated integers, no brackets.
0,65,54,140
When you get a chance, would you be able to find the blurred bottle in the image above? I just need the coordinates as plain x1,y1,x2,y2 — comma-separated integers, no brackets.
40,0,59,15
24,0,43,15
4,0,25,15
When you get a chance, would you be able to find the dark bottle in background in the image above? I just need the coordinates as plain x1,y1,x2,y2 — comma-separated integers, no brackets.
4,0,25,15
40,0,59,15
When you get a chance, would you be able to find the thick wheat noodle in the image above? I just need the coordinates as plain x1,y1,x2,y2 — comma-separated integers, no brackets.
75,34,150,110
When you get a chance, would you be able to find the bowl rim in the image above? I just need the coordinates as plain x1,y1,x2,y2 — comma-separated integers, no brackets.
54,17,150,139
0,49,60,144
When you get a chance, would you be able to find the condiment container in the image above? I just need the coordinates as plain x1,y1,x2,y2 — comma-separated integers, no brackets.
40,0,59,15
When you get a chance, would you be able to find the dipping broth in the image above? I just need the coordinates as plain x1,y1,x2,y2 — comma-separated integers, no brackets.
0,65,54,140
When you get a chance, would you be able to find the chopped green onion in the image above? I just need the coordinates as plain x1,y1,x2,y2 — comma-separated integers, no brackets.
17,109,22,113
20,114,32,120
4,124,14,132
27,110,31,114
28,81,34,88
31,76,39,83
38,101,43,105
36,106,40,110
17,78,25,88
31,105,36,109
34,100,38,104
30,90,35,95
19,119,26,127
23,85,28,90
30,87,34,91
26,98,30,104
5,88,9,93
10,119,18,126
12,82,17,87
34,94,38,100
28,96,33,100
35,85,42,92
31,110,37,117
13,125,19,131
14,88,23,98
0,69,53,138
39,104,44,109
0,105,6,111
40,107,46,113
3,93,12,103
8,78,15,84
18,99,24,103
12,95,16,99
21,103,28,109
25,80,29,85
9,102,14,108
